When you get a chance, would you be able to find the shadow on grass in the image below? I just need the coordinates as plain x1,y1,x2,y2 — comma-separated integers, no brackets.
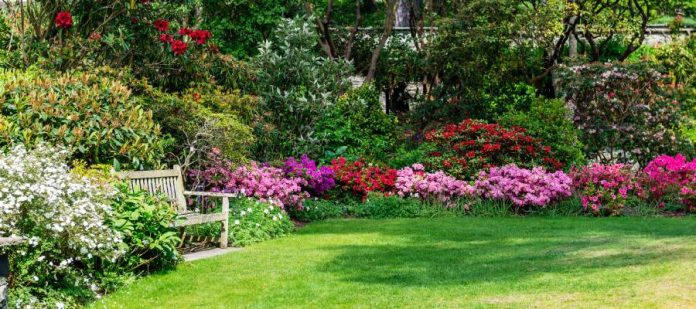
308,218,696,287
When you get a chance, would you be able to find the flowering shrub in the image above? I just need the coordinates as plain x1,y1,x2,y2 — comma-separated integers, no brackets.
283,155,335,196
190,155,308,210
642,154,696,211
571,164,641,215
330,157,397,201
558,62,689,165
474,165,573,207
54,11,73,29
0,145,122,307
228,198,294,246
395,164,475,204
423,119,563,179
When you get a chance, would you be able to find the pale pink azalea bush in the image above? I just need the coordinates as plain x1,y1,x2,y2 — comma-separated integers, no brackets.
474,164,572,207
642,154,696,211
571,163,641,215
395,164,474,203
223,162,309,210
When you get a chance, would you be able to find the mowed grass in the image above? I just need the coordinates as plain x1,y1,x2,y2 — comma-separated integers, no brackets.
92,217,696,308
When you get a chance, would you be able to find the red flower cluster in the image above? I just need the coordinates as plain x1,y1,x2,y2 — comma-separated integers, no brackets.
423,119,563,179
153,19,169,32
189,30,211,45
170,40,188,55
54,11,73,29
330,157,397,201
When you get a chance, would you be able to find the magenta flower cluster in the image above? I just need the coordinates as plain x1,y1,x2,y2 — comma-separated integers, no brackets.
283,154,335,196
642,154,696,211
474,164,572,207
395,163,474,203
571,163,639,215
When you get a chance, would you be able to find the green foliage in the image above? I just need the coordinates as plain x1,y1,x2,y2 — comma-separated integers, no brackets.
315,84,397,163
109,183,181,274
134,80,256,167
497,97,585,166
288,198,347,222
228,198,294,246
252,16,353,161
202,0,302,58
0,68,168,169
350,193,425,219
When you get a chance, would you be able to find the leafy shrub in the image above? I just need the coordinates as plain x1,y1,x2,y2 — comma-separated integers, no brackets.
395,164,474,204
109,184,181,274
315,84,397,162
497,97,585,166
474,165,573,208
136,80,256,168
0,145,122,307
423,119,563,179
253,16,353,161
283,155,335,197
350,193,424,219
571,164,641,216
641,154,696,212
330,157,397,201
190,152,308,210
558,62,689,165
288,199,346,222
0,68,168,169
228,198,294,246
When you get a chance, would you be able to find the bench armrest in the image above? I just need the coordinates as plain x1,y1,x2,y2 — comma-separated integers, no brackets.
184,191,239,198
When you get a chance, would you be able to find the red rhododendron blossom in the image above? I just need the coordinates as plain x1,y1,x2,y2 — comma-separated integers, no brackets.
178,28,193,36
170,39,187,55
153,19,169,32
54,11,73,29
190,30,212,45
159,34,173,43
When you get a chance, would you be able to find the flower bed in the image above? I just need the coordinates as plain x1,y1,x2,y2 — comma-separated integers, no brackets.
474,164,572,207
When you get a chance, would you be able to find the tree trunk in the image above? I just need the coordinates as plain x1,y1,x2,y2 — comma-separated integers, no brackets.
365,1,397,83
344,0,363,60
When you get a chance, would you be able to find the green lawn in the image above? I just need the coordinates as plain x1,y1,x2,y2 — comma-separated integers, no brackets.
92,217,696,308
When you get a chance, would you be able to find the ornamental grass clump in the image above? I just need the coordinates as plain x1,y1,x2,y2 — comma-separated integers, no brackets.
571,163,641,216
642,154,696,211
0,144,123,307
283,154,335,197
395,164,475,204
474,164,572,207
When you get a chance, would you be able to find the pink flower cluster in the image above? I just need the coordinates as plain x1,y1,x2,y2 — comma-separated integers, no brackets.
642,154,696,211
222,162,308,210
571,163,640,215
395,164,474,203
475,164,572,207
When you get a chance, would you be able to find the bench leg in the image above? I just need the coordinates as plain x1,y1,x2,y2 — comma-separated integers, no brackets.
220,197,229,248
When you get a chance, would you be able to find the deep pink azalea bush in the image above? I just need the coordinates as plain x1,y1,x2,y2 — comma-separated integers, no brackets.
395,164,475,204
474,164,572,207
642,154,696,211
189,152,308,210
283,155,335,197
571,164,641,215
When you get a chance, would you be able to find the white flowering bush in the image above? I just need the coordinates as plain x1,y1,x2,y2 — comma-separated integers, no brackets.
0,144,123,307
228,198,294,246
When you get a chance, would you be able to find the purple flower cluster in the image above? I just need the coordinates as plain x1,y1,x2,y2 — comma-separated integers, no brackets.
395,164,474,203
224,162,309,210
475,164,572,207
283,154,336,196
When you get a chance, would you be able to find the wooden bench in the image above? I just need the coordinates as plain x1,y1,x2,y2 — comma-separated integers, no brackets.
119,165,233,248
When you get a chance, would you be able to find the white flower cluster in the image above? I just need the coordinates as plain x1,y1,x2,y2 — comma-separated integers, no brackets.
0,144,123,266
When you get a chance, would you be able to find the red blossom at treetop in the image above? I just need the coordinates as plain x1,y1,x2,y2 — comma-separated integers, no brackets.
54,11,73,29
153,19,169,32
170,39,188,55
159,34,173,43
178,28,193,36
190,30,212,45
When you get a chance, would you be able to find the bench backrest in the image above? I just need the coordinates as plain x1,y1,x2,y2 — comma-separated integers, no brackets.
119,165,187,213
